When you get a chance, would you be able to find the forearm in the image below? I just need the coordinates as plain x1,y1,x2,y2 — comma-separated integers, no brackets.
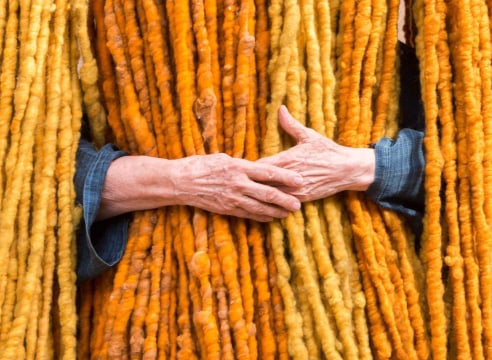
339,147,376,192
97,155,180,220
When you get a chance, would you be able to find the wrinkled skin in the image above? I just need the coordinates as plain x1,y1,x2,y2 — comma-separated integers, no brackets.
170,153,304,221
97,151,303,222
259,106,376,202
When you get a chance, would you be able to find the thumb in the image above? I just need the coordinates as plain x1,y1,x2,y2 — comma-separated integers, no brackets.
278,105,309,143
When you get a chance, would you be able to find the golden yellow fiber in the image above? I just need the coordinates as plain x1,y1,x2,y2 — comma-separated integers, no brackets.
300,0,324,133
36,191,57,360
0,0,20,207
0,0,8,62
73,0,107,148
292,265,321,359
0,244,17,343
285,211,343,359
322,199,372,360
268,221,308,359
263,0,300,157
285,36,304,125
315,0,337,138
305,202,359,359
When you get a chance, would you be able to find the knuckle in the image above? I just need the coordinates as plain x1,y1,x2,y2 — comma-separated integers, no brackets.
239,172,253,186
229,198,241,209
255,205,268,216
263,190,280,204
265,170,276,181
232,181,246,193
215,153,230,161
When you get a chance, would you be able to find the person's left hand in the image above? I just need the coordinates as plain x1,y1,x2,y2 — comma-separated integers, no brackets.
258,106,376,202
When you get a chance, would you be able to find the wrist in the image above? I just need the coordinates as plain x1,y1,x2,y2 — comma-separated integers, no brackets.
145,157,190,207
97,156,182,220
346,147,376,191
160,157,197,207
163,155,220,208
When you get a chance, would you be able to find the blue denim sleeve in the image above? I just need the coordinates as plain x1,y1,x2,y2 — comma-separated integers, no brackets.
365,129,425,232
75,138,131,281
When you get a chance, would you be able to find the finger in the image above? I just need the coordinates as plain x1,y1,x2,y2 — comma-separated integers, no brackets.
244,161,303,187
228,208,275,222
250,184,311,202
278,105,310,142
241,182,301,212
236,195,292,219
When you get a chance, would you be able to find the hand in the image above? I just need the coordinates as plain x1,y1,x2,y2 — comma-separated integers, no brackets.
97,152,303,222
258,106,376,202
170,153,303,221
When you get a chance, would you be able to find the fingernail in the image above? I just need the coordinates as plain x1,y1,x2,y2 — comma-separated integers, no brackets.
293,200,301,211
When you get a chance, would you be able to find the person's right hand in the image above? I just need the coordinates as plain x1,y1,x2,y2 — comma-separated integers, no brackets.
97,153,303,222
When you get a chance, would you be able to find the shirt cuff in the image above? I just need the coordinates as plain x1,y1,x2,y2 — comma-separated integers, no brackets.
75,140,130,281
365,129,425,227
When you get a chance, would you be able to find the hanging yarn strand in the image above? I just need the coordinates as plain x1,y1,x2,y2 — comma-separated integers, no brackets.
414,0,447,357
0,0,20,207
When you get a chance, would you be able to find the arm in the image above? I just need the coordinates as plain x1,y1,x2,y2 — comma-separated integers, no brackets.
75,137,303,280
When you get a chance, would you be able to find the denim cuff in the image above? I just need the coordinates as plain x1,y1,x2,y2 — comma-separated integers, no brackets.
365,129,425,221
75,140,130,281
